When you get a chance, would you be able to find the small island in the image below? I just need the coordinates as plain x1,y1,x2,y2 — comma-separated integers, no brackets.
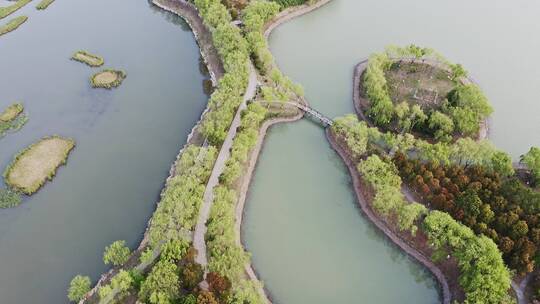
71,50,104,67
358,45,492,141
4,136,75,195
0,16,28,37
90,69,126,89
0,102,28,137
36,0,56,10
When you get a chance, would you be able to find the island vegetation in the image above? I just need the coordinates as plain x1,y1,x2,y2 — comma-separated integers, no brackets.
0,15,28,37
90,69,127,89
36,0,56,10
0,102,28,137
0,0,32,19
4,136,75,195
360,45,492,141
71,50,104,67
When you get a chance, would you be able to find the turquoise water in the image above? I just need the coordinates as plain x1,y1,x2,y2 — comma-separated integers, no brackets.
244,0,540,303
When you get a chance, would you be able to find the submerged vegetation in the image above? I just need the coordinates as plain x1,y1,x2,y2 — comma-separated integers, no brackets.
71,50,104,67
0,0,32,19
0,15,28,37
90,69,126,89
362,45,492,141
4,136,75,195
36,0,56,10
0,102,28,138
0,188,22,209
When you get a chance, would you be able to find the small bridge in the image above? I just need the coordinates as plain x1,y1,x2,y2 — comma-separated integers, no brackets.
288,102,334,127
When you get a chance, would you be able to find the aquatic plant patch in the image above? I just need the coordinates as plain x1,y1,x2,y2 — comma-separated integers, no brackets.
0,15,28,37
4,136,76,195
0,102,28,138
0,188,22,208
90,69,126,89
71,50,104,67
36,0,55,10
0,0,31,19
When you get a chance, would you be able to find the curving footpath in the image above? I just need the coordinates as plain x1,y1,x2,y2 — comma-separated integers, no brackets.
193,64,258,272
326,129,451,304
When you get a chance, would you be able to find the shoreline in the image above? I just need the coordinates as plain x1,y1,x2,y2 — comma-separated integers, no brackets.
352,59,490,141
80,0,224,301
326,129,452,304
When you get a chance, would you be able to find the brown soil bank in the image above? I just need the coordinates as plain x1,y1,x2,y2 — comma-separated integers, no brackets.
326,129,455,304
4,136,75,195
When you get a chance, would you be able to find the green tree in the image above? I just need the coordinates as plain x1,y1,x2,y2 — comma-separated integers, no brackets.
139,260,180,304
67,275,91,302
103,240,131,266
521,147,540,185
428,111,454,141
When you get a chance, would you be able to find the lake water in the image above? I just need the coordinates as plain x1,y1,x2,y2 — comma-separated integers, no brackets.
0,0,208,302
243,0,540,303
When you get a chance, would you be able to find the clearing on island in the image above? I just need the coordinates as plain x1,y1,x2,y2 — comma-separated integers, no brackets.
4,136,75,194
90,69,126,89
71,50,104,67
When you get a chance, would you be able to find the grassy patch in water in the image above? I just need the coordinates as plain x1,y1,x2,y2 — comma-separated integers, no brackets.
0,188,22,208
71,50,104,67
4,136,75,195
90,69,126,89
0,0,32,19
36,0,55,10
0,102,28,138
0,15,28,36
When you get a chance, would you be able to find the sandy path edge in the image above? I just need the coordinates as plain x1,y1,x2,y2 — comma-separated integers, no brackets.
326,129,451,304
352,59,489,141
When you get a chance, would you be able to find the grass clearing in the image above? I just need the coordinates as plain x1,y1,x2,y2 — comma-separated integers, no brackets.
4,136,75,195
0,0,32,20
36,0,55,10
0,15,28,36
71,50,104,67
90,69,126,89
385,62,454,109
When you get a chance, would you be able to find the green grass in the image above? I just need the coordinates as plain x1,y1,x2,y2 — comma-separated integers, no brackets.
36,0,55,10
0,102,27,138
90,69,127,89
0,188,22,208
0,15,28,36
0,0,32,20
71,50,104,67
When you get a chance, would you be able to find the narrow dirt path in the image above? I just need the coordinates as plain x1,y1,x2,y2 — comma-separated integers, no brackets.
193,64,258,272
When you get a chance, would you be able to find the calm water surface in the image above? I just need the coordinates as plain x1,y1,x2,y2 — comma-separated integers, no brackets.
244,0,540,303
0,0,207,302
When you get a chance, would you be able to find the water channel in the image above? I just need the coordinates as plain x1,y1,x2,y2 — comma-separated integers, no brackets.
243,0,540,303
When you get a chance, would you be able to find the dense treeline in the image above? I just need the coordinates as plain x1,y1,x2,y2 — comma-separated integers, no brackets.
206,102,269,304
192,0,251,145
363,45,492,141
358,155,427,235
521,146,540,186
423,211,511,304
242,0,304,101
333,114,513,176
393,152,540,275
332,115,514,303
148,145,217,247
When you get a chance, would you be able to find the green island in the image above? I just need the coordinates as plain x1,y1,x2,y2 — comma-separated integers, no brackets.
4,136,75,195
36,0,56,10
0,102,28,137
358,45,492,142
0,15,28,36
71,50,104,67
90,69,127,89
0,0,32,19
